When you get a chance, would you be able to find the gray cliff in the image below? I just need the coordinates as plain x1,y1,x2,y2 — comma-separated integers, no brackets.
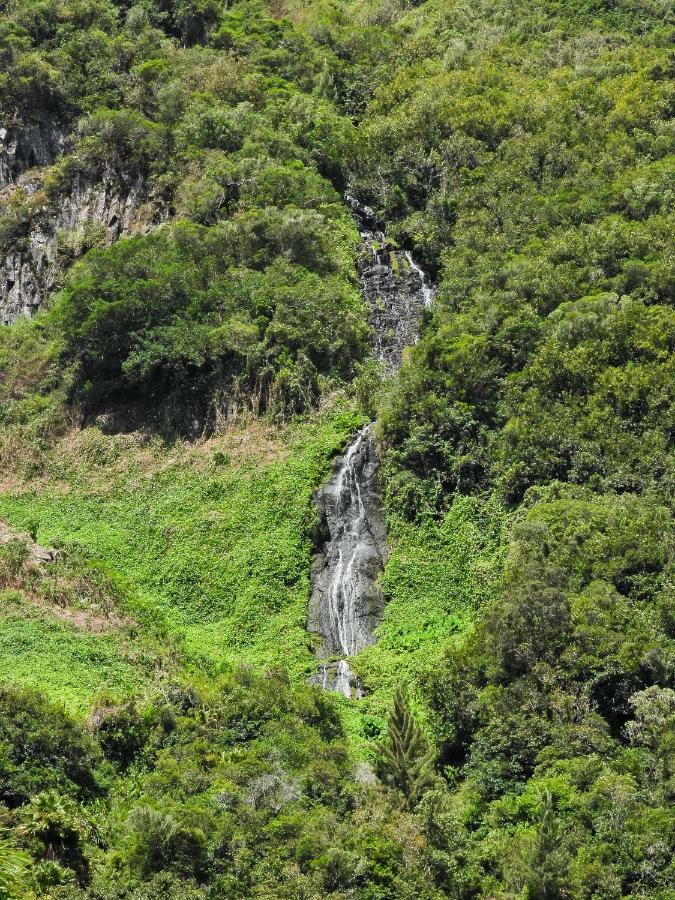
0,123,66,187
1,124,163,324
350,195,434,372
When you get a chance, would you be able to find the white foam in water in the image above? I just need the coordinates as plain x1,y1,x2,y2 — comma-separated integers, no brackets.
404,251,436,307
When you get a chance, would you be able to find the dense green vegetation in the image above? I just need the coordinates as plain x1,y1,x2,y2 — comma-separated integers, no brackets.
0,407,366,705
0,678,444,898
0,0,673,896
57,222,365,422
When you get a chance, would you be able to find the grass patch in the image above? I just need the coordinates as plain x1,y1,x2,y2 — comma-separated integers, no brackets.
0,400,507,744
351,495,510,721
0,600,148,714
0,402,366,712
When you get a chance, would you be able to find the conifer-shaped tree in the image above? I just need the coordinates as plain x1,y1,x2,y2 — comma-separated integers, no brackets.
375,687,436,809
316,58,339,102
525,790,569,899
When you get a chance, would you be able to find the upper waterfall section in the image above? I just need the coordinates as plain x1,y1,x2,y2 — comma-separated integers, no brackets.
346,195,434,374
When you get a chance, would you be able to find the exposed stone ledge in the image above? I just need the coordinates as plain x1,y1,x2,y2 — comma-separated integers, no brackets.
0,122,67,187
1,170,165,324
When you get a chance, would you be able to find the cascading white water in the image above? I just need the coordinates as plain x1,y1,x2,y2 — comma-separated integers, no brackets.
347,195,435,310
308,424,387,697
346,194,436,371
308,196,435,698
324,425,379,657
404,251,435,308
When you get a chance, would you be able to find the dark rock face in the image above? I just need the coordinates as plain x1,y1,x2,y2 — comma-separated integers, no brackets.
0,121,167,325
307,425,388,659
349,195,434,372
1,170,163,324
0,123,66,187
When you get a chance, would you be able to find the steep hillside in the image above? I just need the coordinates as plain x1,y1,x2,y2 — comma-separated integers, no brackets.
0,0,673,897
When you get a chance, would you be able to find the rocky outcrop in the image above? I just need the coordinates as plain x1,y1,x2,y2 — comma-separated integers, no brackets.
0,119,166,324
348,195,434,372
309,660,365,699
1,170,163,324
0,123,67,187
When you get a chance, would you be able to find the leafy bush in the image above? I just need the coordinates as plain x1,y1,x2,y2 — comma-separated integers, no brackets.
0,686,102,807
54,221,367,422
0,837,31,900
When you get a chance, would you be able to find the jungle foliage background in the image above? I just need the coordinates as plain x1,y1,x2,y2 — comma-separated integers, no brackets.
0,0,673,896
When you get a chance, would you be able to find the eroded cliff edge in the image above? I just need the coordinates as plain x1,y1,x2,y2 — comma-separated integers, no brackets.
0,123,164,324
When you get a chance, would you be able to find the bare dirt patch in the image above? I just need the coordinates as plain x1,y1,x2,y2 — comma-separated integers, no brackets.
0,519,55,562
4,588,134,633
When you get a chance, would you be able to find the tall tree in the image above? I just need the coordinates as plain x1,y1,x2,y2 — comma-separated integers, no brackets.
375,687,435,809
315,58,339,103
525,791,569,900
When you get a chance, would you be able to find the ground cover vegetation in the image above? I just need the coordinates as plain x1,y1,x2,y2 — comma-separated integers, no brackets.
0,0,673,896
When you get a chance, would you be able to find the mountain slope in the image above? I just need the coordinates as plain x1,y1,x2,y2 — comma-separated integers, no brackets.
0,0,673,896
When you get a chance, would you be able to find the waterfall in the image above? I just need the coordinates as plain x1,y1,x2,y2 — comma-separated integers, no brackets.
404,251,435,309
308,424,388,691
346,194,436,372
323,427,375,657
308,196,434,698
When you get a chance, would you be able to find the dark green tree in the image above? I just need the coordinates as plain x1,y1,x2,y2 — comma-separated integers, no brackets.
17,790,89,885
315,58,338,103
525,791,569,900
375,687,435,809
173,0,220,47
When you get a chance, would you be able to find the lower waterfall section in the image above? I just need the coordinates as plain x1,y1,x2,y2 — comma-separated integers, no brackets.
307,425,388,697
311,660,365,699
